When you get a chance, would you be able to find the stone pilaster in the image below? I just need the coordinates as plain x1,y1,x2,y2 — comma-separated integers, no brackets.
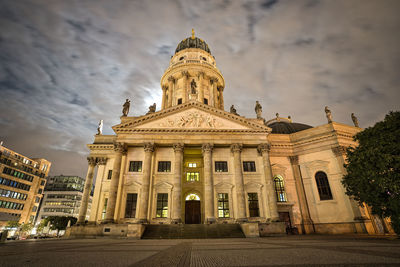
289,155,315,233
172,143,184,223
202,143,215,223
89,157,107,222
219,86,224,110
104,142,126,223
168,76,175,107
212,78,219,108
138,143,154,223
161,85,167,109
231,143,247,222
198,72,204,103
258,144,279,221
78,157,97,224
210,78,217,107
182,71,188,104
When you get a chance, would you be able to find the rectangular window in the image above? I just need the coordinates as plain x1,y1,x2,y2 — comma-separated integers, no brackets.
188,163,197,168
158,161,171,172
243,161,256,172
101,198,108,220
215,161,228,172
35,196,40,203
107,170,112,180
40,180,45,186
186,172,200,182
125,193,138,218
204,98,208,105
248,193,260,217
129,161,142,172
156,193,168,218
32,206,37,212
177,98,182,105
217,193,230,218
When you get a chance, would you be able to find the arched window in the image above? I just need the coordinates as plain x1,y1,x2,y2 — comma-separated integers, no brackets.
315,171,333,200
274,175,287,202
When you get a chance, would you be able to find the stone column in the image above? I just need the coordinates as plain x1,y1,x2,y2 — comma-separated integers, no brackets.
104,142,126,223
202,143,215,223
219,87,224,110
138,143,154,223
89,158,107,222
78,156,97,224
289,155,315,233
198,72,204,103
331,146,366,221
210,78,217,107
172,143,184,223
258,144,279,221
213,78,219,108
231,143,247,221
161,85,167,109
168,76,175,107
182,71,188,104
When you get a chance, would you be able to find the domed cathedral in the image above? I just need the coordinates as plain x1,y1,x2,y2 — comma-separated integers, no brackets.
68,31,394,238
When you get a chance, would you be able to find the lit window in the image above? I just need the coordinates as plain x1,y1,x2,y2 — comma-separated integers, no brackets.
101,198,108,220
218,193,229,218
215,161,228,172
129,161,142,172
188,163,197,168
186,172,199,182
156,193,168,218
158,161,171,172
274,175,287,202
185,193,200,201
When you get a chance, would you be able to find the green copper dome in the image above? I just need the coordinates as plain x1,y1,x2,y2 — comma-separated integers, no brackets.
175,29,211,54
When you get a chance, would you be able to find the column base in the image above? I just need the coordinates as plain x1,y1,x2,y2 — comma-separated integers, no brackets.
206,218,216,224
236,218,248,223
101,219,115,224
171,219,182,224
138,219,148,224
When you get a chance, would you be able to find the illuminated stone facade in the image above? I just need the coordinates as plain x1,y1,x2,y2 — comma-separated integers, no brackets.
75,32,393,236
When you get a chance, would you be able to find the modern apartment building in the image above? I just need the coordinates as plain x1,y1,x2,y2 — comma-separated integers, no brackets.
36,175,92,221
0,144,51,227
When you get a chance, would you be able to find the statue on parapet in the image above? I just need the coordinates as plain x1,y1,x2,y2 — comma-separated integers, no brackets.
97,120,103,135
122,99,130,116
190,79,197,94
147,103,156,114
325,106,332,123
351,113,359,127
230,105,239,116
255,101,262,119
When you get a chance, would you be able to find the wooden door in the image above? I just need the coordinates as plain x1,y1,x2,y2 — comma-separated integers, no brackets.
185,200,201,224
279,212,292,233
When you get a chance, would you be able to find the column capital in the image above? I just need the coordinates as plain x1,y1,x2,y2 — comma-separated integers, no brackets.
168,76,176,83
198,71,205,78
162,85,168,91
113,142,127,154
96,157,107,165
230,143,242,153
202,143,213,153
289,155,299,165
87,157,97,166
257,143,271,155
210,77,218,84
181,71,189,78
143,142,155,152
332,146,347,157
173,143,184,152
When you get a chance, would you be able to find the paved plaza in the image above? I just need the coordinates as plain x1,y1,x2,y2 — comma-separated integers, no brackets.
0,235,399,267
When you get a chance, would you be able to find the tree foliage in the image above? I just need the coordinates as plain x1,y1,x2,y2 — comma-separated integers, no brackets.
41,216,77,231
342,111,400,234
5,220,20,229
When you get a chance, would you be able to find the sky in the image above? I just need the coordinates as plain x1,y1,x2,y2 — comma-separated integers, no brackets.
0,0,399,178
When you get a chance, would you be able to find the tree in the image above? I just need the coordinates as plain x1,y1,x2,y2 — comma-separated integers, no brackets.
41,216,77,233
342,111,400,234
20,223,33,236
5,220,20,230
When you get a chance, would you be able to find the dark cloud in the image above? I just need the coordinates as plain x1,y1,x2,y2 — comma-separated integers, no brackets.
0,0,399,178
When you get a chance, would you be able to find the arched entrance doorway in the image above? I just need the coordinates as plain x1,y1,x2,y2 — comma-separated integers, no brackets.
185,193,201,224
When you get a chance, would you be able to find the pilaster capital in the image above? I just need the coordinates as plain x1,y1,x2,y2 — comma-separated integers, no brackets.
257,143,271,155
173,143,184,152
96,157,107,165
87,157,97,166
217,86,224,92
198,71,205,79
332,146,347,157
230,143,242,153
162,85,168,91
168,76,176,83
113,142,127,154
181,71,189,78
143,142,155,153
289,155,299,165
202,143,213,153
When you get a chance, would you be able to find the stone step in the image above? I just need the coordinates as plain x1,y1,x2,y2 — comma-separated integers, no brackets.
141,224,245,239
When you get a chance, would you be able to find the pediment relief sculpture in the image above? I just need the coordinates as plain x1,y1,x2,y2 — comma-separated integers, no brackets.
159,111,223,128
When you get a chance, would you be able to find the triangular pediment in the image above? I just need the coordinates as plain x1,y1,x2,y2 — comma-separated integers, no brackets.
113,101,271,133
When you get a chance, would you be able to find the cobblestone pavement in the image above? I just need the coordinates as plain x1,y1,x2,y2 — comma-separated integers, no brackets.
0,235,399,267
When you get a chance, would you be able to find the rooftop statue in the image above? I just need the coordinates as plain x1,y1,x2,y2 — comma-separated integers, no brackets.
97,120,103,135
325,106,332,123
147,103,156,114
190,79,197,94
122,99,130,116
351,113,359,127
255,101,262,119
230,105,239,116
